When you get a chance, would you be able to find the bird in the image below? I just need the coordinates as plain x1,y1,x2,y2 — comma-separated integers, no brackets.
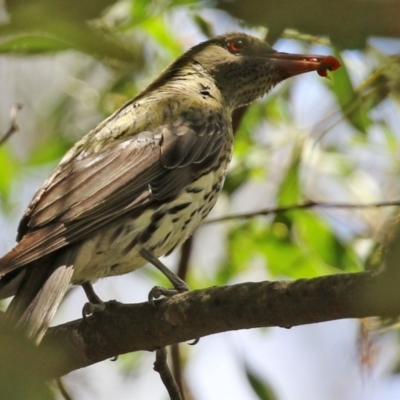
0,32,340,343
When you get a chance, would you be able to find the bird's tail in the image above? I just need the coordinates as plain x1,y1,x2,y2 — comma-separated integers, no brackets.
5,246,78,344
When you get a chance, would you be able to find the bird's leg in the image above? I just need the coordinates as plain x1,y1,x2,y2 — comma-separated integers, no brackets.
139,248,189,305
81,282,105,319
141,249,201,346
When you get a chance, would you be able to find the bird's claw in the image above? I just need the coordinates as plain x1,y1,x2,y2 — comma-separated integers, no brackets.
82,300,106,321
148,283,189,306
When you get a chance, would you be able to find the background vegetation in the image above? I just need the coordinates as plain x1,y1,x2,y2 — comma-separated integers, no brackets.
1,0,400,399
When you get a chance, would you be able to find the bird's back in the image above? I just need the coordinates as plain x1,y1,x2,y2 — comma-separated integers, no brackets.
0,86,233,282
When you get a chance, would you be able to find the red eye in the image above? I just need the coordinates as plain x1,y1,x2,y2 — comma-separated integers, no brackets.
227,39,244,54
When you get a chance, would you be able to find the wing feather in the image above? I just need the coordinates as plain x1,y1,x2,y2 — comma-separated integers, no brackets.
0,110,228,274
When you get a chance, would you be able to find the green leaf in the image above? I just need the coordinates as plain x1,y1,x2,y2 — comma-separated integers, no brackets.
293,211,360,272
130,0,150,23
170,0,199,6
0,35,70,54
245,365,278,400
256,226,324,278
139,16,182,57
264,95,290,122
224,208,360,280
219,222,258,283
193,14,215,39
330,49,371,134
27,139,71,166
237,102,267,139
277,149,302,205
223,163,251,195
0,147,19,208
117,352,143,376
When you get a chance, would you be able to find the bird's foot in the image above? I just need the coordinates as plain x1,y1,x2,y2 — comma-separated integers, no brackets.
140,248,190,306
148,282,189,306
140,248,198,343
82,300,105,320
81,282,105,321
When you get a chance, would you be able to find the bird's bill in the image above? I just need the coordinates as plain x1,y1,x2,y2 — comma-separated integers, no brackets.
267,52,341,77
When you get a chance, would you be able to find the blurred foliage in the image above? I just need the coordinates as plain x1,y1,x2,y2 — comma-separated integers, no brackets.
0,146,19,210
219,0,400,48
244,363,278,400
1,0,400,399
0,315,63,400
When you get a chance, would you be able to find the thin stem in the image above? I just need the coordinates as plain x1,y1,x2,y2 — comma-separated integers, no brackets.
154,347,182,400
0,103,23,146
206,200,400,224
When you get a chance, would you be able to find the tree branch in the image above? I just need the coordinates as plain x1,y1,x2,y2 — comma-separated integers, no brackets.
206,200,400,223
42,270,400,378
154,347,182,400
0,103,23,146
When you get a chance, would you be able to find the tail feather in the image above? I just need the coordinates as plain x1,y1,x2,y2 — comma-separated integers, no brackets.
0,269,26,300
6,246,78,344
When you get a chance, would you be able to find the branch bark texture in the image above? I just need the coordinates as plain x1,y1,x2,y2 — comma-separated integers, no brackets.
43,271,400,378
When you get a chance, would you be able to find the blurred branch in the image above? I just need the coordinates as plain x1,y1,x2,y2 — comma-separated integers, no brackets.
177,237,193,281
0,103,23,146
154,347,182,400
56,378,74,400
170,344,187,400
282,29,330,46
1,2,143,65
206,200,400,224
43,270,400,378
218,0,400,48
171,237,193,400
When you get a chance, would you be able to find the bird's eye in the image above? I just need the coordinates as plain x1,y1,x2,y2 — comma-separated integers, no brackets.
227,39,244,54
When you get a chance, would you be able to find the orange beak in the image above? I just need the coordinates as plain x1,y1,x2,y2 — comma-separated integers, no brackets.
267,52,341,77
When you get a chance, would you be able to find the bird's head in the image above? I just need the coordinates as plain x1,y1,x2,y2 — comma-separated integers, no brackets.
140,33,340,111
192,32,340,109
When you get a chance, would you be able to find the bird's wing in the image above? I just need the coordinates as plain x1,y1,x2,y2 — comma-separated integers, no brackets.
0,112,228,273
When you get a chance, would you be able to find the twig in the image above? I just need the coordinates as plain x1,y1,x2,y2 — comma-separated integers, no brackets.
282,29,331,45
56,378,74,400
169,237,193,400
0,103,23,146
206,199,400,223
170,344,185,400
313,58,400,142
154,347,182,400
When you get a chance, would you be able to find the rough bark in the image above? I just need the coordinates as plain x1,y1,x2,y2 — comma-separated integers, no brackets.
42,270,400,378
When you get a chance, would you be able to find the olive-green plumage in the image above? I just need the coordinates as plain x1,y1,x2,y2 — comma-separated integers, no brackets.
0,32,332,342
